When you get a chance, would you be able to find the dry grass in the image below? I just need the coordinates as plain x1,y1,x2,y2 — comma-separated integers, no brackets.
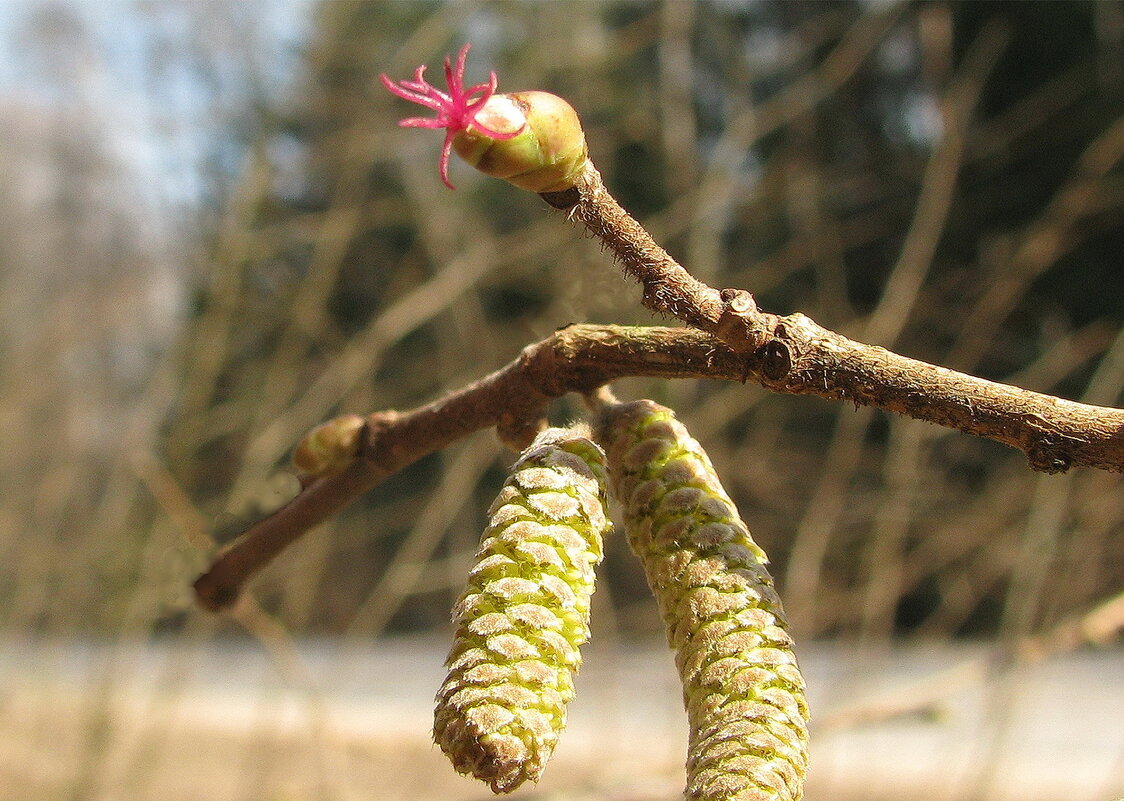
3,636,1122,801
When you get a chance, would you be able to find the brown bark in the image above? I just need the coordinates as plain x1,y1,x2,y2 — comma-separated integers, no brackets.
195,323,1123,612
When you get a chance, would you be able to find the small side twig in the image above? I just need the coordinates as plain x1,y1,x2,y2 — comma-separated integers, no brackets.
543,162,729,336
541,161,799,357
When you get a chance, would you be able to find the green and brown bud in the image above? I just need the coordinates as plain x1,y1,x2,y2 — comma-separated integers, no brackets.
434,427,610,793
291,414,365,478
598,400,809,801
452,90,588,193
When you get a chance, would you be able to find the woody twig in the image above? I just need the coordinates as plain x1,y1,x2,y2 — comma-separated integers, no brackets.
195,321,1123,612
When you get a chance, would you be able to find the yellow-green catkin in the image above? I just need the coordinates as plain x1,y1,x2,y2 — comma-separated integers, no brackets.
598,400,809,801
434,426,610,793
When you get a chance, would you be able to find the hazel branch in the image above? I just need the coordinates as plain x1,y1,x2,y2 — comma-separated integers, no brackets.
538,158,1123,473
197,46,1122,615
195,322,1124,612
542,162,727,333
542,161,774,354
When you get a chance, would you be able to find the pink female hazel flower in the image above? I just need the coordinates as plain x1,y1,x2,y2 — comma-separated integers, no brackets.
381,44,521,189
382,44,589,193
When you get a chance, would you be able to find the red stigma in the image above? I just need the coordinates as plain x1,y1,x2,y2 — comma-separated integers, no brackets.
381,44,523,189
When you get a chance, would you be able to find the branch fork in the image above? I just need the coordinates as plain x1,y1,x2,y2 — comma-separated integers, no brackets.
195,91,1123,616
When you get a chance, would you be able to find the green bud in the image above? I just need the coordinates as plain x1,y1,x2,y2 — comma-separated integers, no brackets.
291,415,365,478
453,91,589,193
598,400,810,801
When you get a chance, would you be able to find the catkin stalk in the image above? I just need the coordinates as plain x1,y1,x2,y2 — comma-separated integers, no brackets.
434,427,610,793
598,400,809,801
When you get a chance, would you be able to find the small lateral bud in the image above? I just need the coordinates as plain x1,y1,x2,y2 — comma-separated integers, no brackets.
598,400,810,801
434,427,610,793
291,414,365,478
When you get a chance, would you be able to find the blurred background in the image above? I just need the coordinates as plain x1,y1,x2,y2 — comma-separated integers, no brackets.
0,1,1121,800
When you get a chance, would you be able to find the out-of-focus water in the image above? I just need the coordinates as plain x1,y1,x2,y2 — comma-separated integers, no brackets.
1,635,1121,801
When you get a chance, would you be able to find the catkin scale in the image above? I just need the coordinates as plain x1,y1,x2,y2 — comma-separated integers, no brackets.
598,401,809,801
434,427,610,793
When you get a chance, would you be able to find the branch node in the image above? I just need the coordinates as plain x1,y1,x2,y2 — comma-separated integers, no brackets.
715,289,768,353
1027,437,1075,474
359,409,402,462
193,570,242,613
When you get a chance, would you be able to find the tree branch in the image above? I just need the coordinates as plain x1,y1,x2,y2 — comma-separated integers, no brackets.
539,160,1122,471
195,130,1123,616
195,322,1124,612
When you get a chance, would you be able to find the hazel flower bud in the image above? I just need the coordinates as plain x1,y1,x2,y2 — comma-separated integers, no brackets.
598,400,809,801
382,44,588,192
291,414,365,478
434,427,610,793
452,90,588,193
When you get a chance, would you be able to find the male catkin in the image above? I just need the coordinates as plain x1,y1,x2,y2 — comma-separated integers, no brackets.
434,427,610,793
599,400,809,801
